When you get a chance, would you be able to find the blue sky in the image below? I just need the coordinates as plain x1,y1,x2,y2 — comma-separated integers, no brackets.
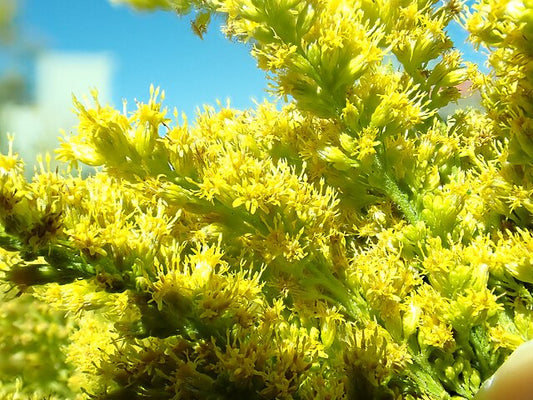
18,0,270,117
14,0,485,118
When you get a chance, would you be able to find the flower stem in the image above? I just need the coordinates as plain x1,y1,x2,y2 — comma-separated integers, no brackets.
373,149,420,224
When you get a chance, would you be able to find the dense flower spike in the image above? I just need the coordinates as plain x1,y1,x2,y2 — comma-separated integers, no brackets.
1,0,533,398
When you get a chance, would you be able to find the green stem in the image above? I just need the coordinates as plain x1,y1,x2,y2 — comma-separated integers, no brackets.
373,149,420,224
305,260,365,322
409,353,450,399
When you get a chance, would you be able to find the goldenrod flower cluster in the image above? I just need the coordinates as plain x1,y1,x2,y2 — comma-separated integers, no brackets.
1,0,533,398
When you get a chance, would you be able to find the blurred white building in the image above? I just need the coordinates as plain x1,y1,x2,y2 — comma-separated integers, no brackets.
438,80,483,119
0,51,113,173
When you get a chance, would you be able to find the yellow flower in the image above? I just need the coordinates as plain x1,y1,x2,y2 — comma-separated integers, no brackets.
355,126,380,160
370,82,430,129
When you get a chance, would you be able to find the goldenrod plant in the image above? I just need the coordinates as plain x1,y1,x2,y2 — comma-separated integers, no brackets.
1,0,532,398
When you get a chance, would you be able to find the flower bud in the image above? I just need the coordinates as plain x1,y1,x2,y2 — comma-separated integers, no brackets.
318,146,359,171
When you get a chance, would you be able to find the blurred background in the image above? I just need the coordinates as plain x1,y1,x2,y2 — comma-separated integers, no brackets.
0,0,269,172
0,0,483,173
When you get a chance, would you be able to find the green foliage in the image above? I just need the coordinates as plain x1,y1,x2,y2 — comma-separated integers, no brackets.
1,0,533,398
